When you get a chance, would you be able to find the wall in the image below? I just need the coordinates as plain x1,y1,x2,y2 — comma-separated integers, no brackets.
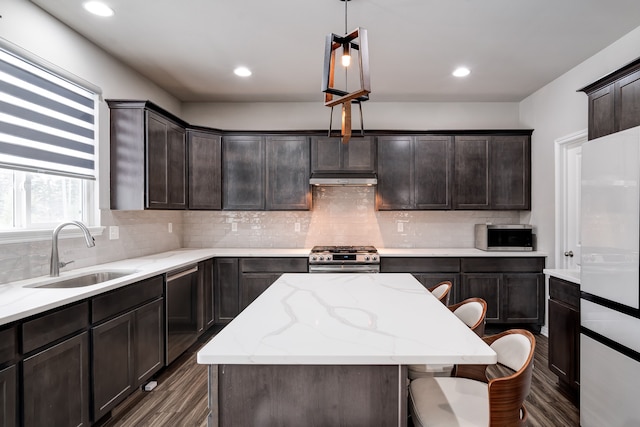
184,187,519,249
0,0,184,284
519,25,640,269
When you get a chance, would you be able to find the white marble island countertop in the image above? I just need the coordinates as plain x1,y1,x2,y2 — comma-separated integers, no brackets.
197,273,497,366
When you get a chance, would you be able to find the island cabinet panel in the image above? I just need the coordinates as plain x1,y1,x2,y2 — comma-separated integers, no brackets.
311,136,376,173
217,364,406,427
266,136,311,210
377,135,453,210
0,365,16,427
453,136,490,209
223,136,265,210
188,130,222,210
580,58,640,140
108,100,188,210
22,332,90,427
548,276,580,406
460,257,545,332
214,258,240,324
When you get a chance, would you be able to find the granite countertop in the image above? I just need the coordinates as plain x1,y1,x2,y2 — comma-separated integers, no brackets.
196,273,497,365
543,268,580,284
0,247,547,327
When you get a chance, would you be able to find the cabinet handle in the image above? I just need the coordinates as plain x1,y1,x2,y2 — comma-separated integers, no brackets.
167,266,198,281
564,251,574,257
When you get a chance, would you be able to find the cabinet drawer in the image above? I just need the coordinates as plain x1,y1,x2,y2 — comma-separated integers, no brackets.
380,257,460,273
549,277,580,308
461,257,544,273
0,325,16,365
92,275,164,323
22,302,89,354
240,258,308,273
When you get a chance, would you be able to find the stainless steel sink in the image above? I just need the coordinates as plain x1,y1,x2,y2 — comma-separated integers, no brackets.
27,270,138,289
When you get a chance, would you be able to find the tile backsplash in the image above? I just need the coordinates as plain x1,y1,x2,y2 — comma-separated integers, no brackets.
183,187,519,249
1,187,519,284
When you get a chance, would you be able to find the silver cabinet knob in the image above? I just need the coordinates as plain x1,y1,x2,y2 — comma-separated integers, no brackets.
564,251,574,257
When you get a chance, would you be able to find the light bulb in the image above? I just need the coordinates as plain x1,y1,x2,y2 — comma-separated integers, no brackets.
341,43,351,67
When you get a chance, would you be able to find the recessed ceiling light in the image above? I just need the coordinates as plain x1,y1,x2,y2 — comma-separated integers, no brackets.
234,67,252,77
452,67,471,77
83,1,114,17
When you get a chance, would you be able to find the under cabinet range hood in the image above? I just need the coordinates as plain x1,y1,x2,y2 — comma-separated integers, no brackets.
309,173,377,186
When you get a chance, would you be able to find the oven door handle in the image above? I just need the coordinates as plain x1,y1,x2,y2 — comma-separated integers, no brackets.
309,265,380,273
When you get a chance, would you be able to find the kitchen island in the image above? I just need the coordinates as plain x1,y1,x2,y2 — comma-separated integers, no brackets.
197,273,497,427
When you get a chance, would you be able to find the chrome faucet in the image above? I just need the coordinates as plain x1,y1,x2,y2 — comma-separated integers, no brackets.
50,221,96,277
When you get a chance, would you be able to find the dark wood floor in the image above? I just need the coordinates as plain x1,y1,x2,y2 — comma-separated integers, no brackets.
100,331,579,427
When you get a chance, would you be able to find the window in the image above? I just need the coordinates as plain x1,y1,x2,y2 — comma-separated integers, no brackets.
0,46,98,233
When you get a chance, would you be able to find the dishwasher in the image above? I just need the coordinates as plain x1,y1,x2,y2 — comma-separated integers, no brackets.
165,264,199,364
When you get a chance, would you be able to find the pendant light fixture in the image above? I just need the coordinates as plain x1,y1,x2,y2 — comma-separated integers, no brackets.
321,0,371,143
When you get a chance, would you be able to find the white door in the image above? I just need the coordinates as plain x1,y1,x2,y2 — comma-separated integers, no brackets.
555,131,586,269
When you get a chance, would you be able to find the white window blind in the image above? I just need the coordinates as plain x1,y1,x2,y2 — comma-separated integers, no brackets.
0,48,96,179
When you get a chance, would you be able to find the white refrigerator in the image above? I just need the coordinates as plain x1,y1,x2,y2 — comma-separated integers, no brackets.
581,125,640,425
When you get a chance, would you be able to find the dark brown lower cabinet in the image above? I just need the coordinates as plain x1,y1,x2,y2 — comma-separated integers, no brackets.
240,273,281,310
216,364,405,426
380,257,461,303
0,365,17,427
548,277,580,406
92,298,164,421
198,258,216,335
214,258,240,324
22,332,90,427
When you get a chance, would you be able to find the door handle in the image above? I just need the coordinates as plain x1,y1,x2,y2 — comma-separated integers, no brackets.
564,251,574,257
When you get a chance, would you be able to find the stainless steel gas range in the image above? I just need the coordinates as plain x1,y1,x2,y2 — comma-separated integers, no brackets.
308,245,380,273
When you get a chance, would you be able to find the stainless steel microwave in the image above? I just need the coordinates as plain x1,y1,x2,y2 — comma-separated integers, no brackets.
474,224,534,251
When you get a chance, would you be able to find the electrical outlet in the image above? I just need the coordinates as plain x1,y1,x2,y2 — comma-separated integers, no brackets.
231,222,238,232
397,222,404,232
168,222,173,233
109,226,119,240
294,222,301,232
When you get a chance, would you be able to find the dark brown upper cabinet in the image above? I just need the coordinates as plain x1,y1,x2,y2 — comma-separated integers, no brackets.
311,136,376,174
188,129,222,210
453,134,530,210
579,57,640,140
223,135,311,211
108,100,187,210
377,135,453,210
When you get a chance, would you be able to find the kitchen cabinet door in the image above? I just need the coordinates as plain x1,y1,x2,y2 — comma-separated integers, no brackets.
188,130,222,210
223,136,265,210
460,274,501,322
198,259,216,335
453,136,490,209
266,136,310,210
214,258,240,324
377,136,413,209
0,365,16,427
587,85,615,140
615,68,640,133
23,332,90,427
490,135,530,210
92,312,135,421
146,110,187,209
240,273,281,310
414,135,453,209
134,298,164,384
503,273,544,323
311,136,375,173
413,274,461,304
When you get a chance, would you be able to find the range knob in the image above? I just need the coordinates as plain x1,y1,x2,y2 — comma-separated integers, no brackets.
311,255,317,261
365,256,370,261
319,256,324,261
372,255,378,261
326,255,332,261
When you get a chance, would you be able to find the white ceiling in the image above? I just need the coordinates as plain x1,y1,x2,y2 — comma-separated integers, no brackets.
30,0,640,103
